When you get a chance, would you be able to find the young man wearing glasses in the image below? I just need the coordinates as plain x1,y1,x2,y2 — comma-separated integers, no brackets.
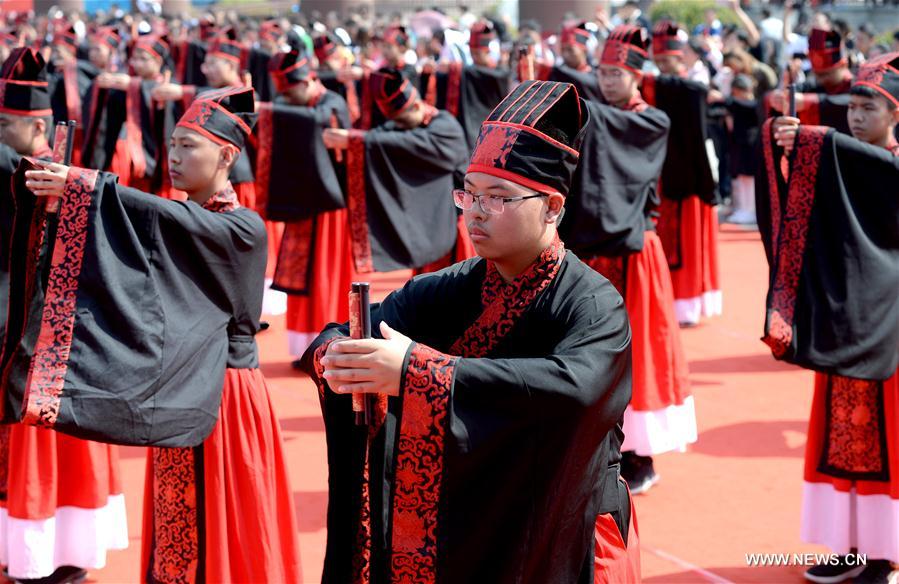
302,80,638,583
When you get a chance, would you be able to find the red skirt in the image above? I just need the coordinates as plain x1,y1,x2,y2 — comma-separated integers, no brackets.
0,427,127,579
141,367,302,583
586,232,695,455
594,482,641,583
285,209,354,357
801,369,899,561
667,195,721,314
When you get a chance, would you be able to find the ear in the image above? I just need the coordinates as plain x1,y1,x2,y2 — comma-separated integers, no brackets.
545,193,565,223
33,117,46,140
219,144,239,169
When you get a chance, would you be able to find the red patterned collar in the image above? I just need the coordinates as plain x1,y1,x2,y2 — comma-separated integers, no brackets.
622,93,649,113
33,143,53,159
482,236,565,307
201,181,240,213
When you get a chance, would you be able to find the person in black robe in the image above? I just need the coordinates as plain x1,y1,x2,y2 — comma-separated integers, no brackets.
47,22,97,160
644,20,722,327
767,28,854,135
0,46,129,584
421,20,511,154
301,79,636,584
80,26,127,171
81,35,174,190
561,25,694,498
322,67,469,275
758,53,899,584
258,49,355,363
314,31,372,129
11,85,302,582
246,19,283,103
545,22,603,103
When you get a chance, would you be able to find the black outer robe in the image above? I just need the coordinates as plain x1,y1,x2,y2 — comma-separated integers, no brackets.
0,165,267,446
0,145,21,344
80,80,127,170
756,122,899,380
247,47,276,103
548,64,604,103
301,250,632,584
559,100,670,258
345,110,467,273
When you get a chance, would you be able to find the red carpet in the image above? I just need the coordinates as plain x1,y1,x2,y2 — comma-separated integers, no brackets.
89,226,822,583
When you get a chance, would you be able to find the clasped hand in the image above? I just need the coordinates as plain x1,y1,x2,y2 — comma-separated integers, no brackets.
320,322,413,396
24,162,69,198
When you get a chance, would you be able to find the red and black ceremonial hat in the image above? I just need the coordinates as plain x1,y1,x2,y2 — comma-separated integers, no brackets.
0,47,51,116
467,80,587,196
207,27,243,63
854,51,899,108
370,66,419,118
380,25,410,48
809,27,845,73
560,22,592,48
269,49,314,92
134,34,170,62
469,20,498,50
91,26,121,51
52,22,78,50
259,20,283,44
313,32,340,63
176,86,257,149
600,25,649,74
652,20,684,57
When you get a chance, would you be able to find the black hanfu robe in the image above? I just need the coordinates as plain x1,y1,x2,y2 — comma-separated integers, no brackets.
421,64,512,153
302,240,632,584
641,74,718,270
560,100,670,260
0,145,23,344
0,163,268,447
247,47,276,103
254,90,350,294
80,79,127,170
767,78,853,136
548,64,604,103
756,121,899,381
48,59,98,157
344,109,467,273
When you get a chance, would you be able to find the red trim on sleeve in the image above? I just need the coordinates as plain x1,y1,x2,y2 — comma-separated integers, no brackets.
346,130,374,273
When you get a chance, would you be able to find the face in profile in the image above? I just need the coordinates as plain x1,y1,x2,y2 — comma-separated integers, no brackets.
129,49,162,80
168,126,230,193
0,113,42,155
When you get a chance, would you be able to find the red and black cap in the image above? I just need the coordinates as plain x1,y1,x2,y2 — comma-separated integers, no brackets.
380,25,410,48
853,51,899,109
652,20,685,57
207,27,243,64
134,34,170,62
52,22,78,50
467,80,587,197
313,31,341,63
560,22,592,48
176,86,257,149
370,66,419,118
0,47,51,116
600,25,649,74
259,20,283,45
269,49,314,93
91,26,121,52
469,20,498,50
809,27,846,73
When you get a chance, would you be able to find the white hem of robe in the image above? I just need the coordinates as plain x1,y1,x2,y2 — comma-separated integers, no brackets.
801,482,899,563
674,290,722,325
621,396,698,456
262,278,288,316
0,494,129,579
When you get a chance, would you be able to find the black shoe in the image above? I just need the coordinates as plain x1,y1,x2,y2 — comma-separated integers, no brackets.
803,557,866,583
624,454,659,495
12,566,88,584
852,560,896,584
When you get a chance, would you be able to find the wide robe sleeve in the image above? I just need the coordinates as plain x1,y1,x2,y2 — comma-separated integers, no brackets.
0,145,22,343
345,114,467,273
0,163,267,447
303,257,632,583
560,100,670,258
756,122,899,380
